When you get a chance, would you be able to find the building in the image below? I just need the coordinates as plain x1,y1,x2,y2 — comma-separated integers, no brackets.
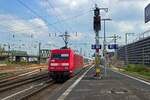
117,36,150,65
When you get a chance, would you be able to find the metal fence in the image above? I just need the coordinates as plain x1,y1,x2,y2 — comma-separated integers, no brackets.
117,36,150,65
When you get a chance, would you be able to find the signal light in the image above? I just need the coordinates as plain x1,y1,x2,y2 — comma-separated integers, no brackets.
61,63,69,66
94,7,100,16
93,16,101,31
50,63,58,66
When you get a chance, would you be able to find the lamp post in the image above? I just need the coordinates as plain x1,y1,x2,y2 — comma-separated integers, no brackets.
38,42,41,64
112,34,121,57
125,33,135,65
101,18,112,55
35,41,41,64
101,18,112,77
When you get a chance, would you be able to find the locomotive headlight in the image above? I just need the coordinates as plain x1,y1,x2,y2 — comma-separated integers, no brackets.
61,63,69,66
50,67,54,69
64,67,69,70
50,63,58,66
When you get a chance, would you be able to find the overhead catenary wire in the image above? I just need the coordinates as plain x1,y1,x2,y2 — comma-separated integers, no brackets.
0,9,92,35
1,0,94,50
46,0,66,32
1,0,93,34
0,24,49,35
46,0,95,34
89,0,97,7
16,0,62,33
48,0,75,32
17,0,91,34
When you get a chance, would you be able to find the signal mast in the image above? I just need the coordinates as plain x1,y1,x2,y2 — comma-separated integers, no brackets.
93,4,101,77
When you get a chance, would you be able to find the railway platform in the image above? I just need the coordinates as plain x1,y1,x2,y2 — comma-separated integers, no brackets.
48,65,150,100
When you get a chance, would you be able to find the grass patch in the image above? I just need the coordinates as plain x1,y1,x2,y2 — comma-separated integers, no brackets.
0,72,13,79
124,64,150,79
5,61,32,67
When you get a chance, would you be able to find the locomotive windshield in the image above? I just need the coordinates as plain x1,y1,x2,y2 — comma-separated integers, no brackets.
51,53,69,60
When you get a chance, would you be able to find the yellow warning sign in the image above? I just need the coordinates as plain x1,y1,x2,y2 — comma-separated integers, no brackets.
96,67,100,73
95,54,100,64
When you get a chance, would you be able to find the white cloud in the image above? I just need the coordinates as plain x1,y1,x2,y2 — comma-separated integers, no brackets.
0,14,49,37
70,32,83,40
111,20,150,33
117,21,134,32
39,0,91,18
38,0,150,48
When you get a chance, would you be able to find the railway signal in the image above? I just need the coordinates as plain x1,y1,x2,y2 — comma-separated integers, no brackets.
93,4,101,77
94,7,101,32
93,4,110,77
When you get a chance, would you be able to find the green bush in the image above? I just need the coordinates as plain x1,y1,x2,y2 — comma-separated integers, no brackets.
124,64,150,77
125,64,147,72
139,71,150,77
6,61,29,66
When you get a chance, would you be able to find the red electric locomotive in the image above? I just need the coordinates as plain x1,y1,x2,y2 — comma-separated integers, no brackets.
48,49,83,81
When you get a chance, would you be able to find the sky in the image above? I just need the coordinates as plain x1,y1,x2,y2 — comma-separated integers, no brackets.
0,0,150,56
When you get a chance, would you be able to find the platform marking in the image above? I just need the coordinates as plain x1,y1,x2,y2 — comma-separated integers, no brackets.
113,70,150,85
57,65,94,100
1,82,44,100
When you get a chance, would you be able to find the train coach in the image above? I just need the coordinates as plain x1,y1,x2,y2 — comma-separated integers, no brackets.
48,49,84,81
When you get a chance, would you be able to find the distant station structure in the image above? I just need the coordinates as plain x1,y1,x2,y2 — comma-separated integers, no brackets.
0,47,9,62
117,35,150,65
40,49,51,63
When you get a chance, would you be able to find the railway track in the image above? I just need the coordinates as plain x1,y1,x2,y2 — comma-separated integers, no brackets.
22,65,91,100
20,80,55,100
0,65,91,100
0,69,45,84
0,79,55,100
0,73,48,92
0,67,46,81
0,71,52,100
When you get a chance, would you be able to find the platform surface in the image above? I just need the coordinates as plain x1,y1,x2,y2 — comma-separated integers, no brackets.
49,66,150,100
